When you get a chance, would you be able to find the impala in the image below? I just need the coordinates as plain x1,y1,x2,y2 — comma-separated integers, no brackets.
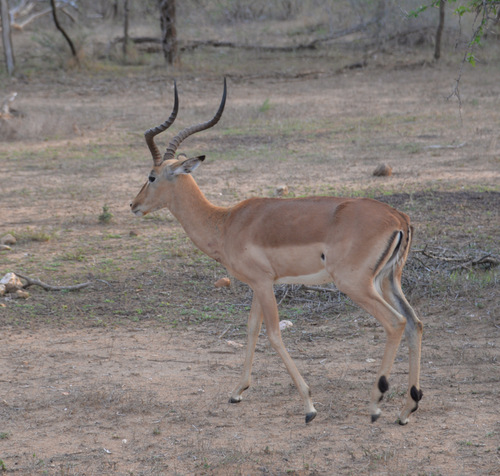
130,80,423,424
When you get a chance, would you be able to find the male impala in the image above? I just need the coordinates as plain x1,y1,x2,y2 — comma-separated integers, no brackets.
131,80,423,424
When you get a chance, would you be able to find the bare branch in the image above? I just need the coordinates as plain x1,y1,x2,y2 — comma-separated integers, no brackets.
4,2,76,32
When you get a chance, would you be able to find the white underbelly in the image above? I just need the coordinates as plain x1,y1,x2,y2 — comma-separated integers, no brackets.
275,268,333,285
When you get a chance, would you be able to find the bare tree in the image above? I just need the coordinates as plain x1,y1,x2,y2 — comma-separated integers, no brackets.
158,0,177,65
1,0,15,75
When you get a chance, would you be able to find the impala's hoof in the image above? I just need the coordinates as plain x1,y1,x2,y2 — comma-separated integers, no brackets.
229,396,242,404
371,410,382,423
305,411,317,424
397,417,409,425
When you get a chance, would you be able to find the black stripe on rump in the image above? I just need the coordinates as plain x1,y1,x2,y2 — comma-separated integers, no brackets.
372,230,401,276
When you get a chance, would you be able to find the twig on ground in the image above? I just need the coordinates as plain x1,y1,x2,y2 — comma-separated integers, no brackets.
16,273,92,291
94,278,112,288
303,285,338,293
277,285,290,306
450,254,499,271
412,247,499,270
218,325,232,339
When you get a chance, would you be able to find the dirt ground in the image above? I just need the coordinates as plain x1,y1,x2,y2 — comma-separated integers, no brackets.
1,38,499,475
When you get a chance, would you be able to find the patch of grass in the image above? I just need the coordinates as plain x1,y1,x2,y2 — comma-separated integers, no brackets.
62,248,87,262
102,233,122,240
401,142,422,154
13,227,53,243
457,440,485,447
259,98,272,113
98,205,113,224
449,269,497,289
362,446,395,470
43,260,63,271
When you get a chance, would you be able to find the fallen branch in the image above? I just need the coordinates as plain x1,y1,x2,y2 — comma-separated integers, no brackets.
451,254,500,271
423,142,466,150
413,247,499,270
303,285,338,294
111,20,375,54
415,247,465,262
16,273,91,291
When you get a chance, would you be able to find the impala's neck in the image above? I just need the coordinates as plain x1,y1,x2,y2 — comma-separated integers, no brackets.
168,175,227,263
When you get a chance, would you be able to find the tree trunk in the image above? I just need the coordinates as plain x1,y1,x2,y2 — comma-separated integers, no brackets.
434,0,445,60
123,0,129,59
50,0,78,62
158,0,177,65
1,0,15,75
375,0,386,41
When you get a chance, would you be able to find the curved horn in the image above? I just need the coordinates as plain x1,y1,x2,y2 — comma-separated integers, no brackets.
145,81,179,166
163,78,227,162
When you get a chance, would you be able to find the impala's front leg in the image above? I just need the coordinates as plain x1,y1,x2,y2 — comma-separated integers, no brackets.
255,284,317,424
230,295,263,403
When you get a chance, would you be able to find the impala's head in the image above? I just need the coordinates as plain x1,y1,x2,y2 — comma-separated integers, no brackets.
130,79,227,217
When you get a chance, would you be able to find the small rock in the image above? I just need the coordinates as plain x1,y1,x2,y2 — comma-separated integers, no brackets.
15,289,30,299
129,230,139,237
0,273,23,292
0,245,11,252
373,163,392,177
279,320,294,331
1,234,16,245
214,277,231,288
226,340,243,348
275,185,289,197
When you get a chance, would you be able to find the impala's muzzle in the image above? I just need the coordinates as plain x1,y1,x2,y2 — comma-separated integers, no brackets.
131,208,144,217
130,200,145,217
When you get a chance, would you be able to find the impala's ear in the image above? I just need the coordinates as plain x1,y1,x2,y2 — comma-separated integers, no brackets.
170,155,206,176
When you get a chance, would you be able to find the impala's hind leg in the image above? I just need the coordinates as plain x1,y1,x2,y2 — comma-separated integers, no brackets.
230,295,263,403
337,274,407,423
380,272,423,424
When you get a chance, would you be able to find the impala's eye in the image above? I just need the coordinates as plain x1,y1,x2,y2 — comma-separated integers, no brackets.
149,175,156,183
